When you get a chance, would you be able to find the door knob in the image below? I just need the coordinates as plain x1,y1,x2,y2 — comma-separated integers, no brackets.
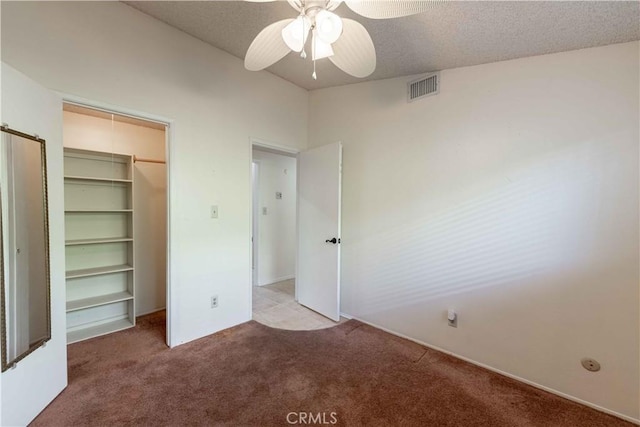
325,238,340,244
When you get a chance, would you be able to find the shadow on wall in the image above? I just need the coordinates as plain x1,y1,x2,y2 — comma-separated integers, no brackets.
342,136,635,316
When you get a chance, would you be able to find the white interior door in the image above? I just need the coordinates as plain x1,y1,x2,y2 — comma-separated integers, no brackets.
1,63,67,425
297,142,342,321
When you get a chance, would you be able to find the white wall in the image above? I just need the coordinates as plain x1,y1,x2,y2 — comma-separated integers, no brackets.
309,42,639,421
1,1,308,346
0,63,67,426
252,149,297,286
63,111,167,316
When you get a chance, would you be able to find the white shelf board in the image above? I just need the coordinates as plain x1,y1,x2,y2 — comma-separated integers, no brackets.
67,291,134,312
67,318,134,344
65,237,133,246
64,147,132,162
65,175,132,183
66,264,133,279
65,209,133,213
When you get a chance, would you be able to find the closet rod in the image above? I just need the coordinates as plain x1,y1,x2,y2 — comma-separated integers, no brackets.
133,155,165,165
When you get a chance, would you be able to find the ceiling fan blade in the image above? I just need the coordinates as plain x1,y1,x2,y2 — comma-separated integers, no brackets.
244,19,294,71
344,0,440,19
287,0,303,12
245,0,302,12
328,18,375,78
326,0,343,11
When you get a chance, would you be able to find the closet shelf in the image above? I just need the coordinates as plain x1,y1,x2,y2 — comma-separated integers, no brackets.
65,209,133,213
67,318,134,344
66,291,134,312
66,264,133,279
64,147,136,344
65,175,133,183
66,237,133,246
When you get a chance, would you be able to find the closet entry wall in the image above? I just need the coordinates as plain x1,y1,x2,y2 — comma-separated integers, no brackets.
63,105,167,328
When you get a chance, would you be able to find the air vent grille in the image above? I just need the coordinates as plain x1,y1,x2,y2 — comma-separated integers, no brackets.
407,73,439,102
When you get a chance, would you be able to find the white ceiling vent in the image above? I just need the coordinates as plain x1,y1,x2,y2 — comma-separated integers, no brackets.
407,73,439,102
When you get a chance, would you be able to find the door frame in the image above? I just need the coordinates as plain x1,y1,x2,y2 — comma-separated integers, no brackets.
58,93,175,347
251,159,260,287
249,137,299,301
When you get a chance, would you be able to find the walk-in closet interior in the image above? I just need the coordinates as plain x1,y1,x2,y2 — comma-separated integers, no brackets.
62,104,167,343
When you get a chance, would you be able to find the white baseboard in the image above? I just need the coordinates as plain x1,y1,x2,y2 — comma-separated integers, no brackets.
342,313,639,425
259,275,295,287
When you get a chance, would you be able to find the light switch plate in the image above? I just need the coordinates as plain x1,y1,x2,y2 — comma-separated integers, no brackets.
211,205,219,219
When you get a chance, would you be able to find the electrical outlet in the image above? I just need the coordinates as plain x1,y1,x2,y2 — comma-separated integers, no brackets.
447,309,457,328
211,295,219,308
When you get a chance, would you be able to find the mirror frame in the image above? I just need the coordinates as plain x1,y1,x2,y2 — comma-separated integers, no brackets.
0,125,52,372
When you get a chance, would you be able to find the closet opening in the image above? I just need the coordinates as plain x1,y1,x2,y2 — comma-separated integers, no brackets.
62,102,169,346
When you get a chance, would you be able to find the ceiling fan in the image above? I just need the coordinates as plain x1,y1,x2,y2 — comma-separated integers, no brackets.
244,0,438,80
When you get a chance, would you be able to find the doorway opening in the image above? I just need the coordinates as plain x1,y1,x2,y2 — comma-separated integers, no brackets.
61,102,170,347
251,143,340,330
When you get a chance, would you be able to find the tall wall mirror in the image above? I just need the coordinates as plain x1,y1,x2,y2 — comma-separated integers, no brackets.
0,125,51,372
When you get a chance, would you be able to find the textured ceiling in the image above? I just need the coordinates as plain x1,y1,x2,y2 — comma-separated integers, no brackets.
124,1,640,90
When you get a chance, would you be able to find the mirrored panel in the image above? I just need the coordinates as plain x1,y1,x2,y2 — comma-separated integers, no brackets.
0,126,51,372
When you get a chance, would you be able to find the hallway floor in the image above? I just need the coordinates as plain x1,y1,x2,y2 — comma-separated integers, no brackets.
252,279,346,330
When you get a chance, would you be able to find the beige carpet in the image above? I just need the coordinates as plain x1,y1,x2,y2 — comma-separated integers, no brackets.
31,311,631,426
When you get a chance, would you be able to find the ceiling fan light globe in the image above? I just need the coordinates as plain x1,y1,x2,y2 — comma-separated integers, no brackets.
315,10,343,44
281,15,311,52
311,30,335,60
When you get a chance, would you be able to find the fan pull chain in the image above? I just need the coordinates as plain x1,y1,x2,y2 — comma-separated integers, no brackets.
312,60,317,80
300,11,307,59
